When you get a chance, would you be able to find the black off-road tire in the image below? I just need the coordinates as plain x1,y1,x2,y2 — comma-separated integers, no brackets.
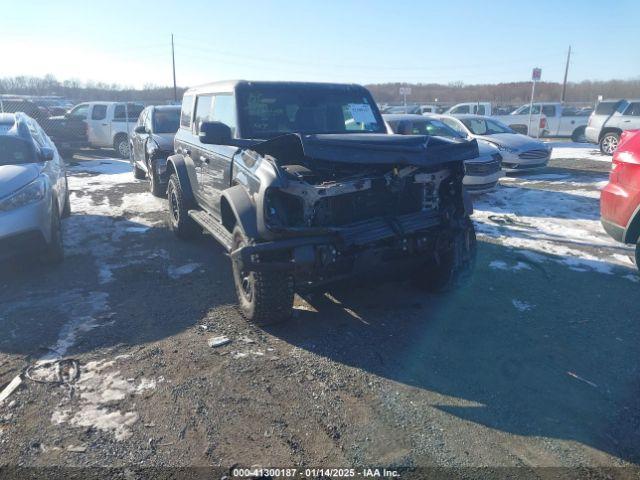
114,134,130,159
42,201,64,265
166,174,200,240
600,132,620,155
231,226,294,325
61,177,71,218
415,218,477,293
571,126,586,143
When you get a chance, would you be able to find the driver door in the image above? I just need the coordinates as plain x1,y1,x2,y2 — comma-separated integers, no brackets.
87,104,110,146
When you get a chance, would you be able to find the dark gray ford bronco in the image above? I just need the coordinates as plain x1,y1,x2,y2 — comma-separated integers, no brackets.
166,81,477,324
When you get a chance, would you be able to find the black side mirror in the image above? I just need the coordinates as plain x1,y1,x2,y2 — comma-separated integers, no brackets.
40,147,55,161
134,125,148,134
199,121,232,145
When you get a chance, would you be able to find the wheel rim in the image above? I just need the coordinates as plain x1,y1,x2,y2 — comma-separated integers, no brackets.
119,141,130,158
169,186,179,224
233,236,254,302
603,136,618,154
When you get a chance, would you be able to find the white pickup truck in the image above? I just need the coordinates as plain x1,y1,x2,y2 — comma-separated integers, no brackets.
504,103,589,141
447,102,547,137
65,102,144,158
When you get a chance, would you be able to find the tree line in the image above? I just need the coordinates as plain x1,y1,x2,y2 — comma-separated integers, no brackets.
367,79,640,105
1,74,638,106
0,74,186,103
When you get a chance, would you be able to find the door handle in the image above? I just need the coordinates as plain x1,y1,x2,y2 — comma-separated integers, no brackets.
102,123,108,126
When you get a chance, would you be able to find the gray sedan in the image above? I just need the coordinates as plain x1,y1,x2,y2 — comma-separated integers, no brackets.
437,114,552,171
0,112,69,264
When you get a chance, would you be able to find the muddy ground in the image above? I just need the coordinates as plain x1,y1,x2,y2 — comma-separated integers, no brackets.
0,144,638,477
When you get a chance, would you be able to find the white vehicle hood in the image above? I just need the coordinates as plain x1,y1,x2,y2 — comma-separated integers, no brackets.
476,133,547,151
0,163,41,199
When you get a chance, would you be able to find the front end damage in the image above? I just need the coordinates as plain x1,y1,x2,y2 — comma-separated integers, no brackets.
231,133,477,288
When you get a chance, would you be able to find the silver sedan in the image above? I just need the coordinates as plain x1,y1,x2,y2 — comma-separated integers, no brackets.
0,113,69,264
437,114,552,172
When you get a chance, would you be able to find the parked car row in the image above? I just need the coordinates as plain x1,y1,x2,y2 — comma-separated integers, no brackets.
6,80,637,325
0,97,146,158
443,102,589,140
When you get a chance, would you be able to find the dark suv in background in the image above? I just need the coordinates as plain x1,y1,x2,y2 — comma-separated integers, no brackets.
129,105,181,196
165,80,477,324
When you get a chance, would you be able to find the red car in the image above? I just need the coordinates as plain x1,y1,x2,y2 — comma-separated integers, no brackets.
600,129,640,270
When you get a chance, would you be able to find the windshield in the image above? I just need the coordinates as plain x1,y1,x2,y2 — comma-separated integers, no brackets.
153,108,180,134
0,136,36,166
387,105,419,114
461,117,514,135
236,85,385,139
594,101,619,115
405,119,464,138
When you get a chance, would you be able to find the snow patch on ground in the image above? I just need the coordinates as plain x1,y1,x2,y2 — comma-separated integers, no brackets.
473,177,634,276
65,159,168,284
512,299,534,312
168,262,203,279
51,358,157,441
489,260,532,271
550,144,609,162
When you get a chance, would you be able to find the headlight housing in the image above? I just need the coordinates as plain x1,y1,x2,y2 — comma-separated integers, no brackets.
494,143,518,154
0,177,47,212
264,188,304,228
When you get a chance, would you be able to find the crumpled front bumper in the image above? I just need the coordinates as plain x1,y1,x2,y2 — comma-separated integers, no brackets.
230,210,443,274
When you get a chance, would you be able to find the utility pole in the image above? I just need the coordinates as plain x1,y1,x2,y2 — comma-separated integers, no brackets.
561,45,571,103
171,34,177,103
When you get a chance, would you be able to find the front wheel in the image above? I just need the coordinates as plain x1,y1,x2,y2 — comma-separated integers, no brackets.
231,226,294,325
600,132,620,155
42,201,64,265
414,218,477,292
114,135,130,159
166,174,200,240
61,177,71,218
148,161,166,197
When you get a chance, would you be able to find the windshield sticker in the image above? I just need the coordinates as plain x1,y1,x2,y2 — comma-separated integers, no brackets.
348,103,377,124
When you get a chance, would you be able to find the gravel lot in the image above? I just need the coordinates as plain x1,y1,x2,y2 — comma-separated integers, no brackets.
0,142,638,474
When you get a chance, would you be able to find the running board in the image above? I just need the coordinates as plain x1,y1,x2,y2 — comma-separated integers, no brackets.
188,210,233,251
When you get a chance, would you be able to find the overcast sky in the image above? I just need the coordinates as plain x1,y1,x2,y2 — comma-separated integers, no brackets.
4,0,639,88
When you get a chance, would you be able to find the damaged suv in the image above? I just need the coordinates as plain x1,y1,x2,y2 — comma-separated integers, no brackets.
166,81,478,324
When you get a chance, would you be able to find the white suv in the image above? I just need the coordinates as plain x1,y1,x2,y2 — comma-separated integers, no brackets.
585,99,640,154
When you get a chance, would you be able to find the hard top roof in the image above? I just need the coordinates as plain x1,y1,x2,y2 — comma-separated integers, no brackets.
184,80,366,96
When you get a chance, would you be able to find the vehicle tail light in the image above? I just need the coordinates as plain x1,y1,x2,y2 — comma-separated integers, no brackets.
539,117,546,129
